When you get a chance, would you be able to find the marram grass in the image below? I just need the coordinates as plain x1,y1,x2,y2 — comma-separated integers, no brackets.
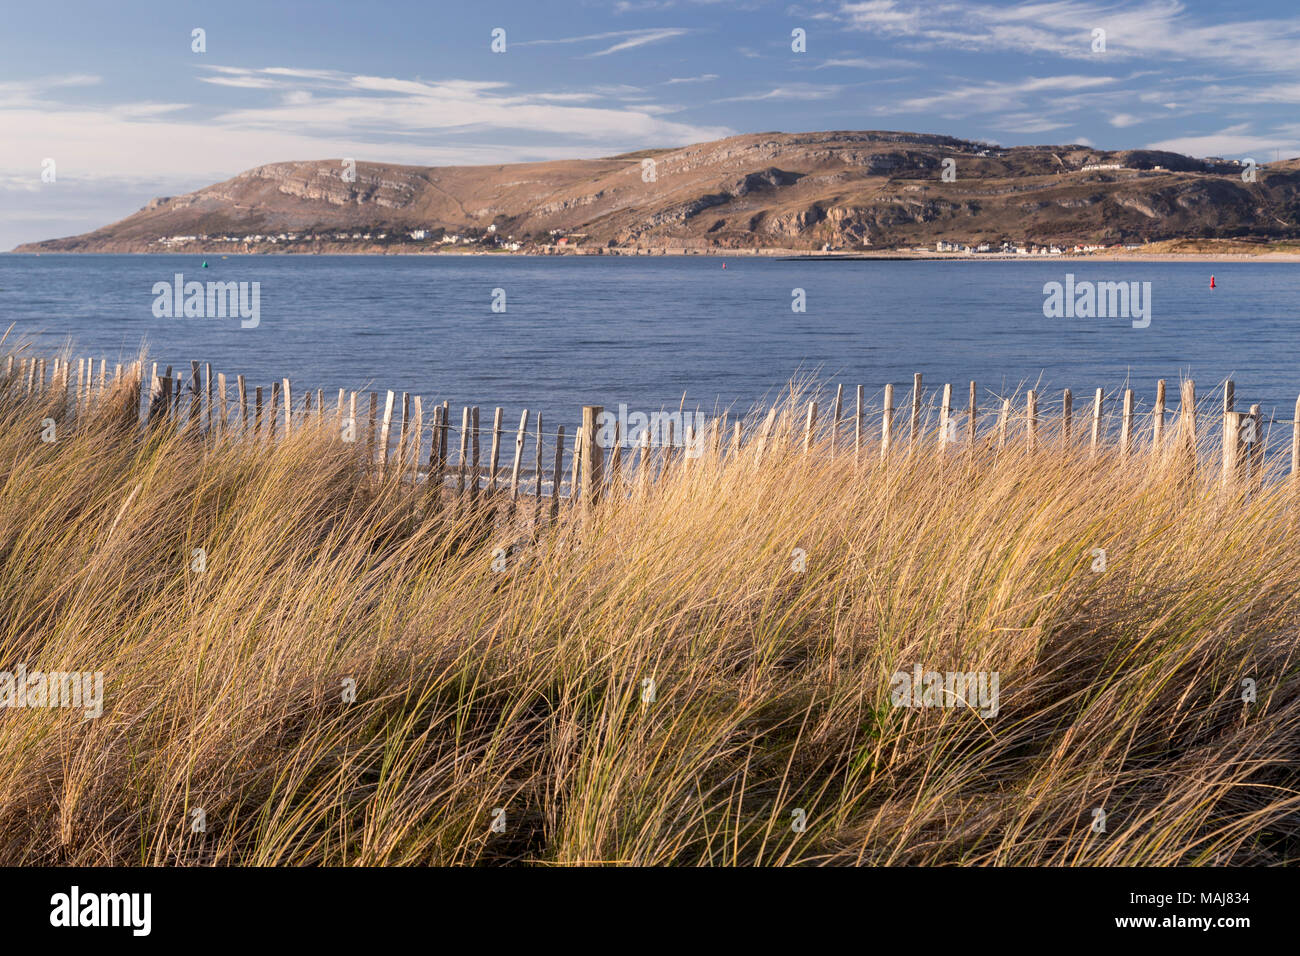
0,356,1297,866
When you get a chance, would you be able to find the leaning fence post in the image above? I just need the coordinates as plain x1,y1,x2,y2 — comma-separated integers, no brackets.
1061,388,1073,446
509,409,529,508
803,401,818,456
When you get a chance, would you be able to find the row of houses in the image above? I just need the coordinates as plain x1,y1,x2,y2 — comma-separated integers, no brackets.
154,229,523,251
934,240,1143,255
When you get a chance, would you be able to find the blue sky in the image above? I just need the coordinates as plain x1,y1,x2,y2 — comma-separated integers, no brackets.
5,0,1300,249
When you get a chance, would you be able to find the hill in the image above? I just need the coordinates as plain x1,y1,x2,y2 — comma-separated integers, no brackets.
16,130,1300,253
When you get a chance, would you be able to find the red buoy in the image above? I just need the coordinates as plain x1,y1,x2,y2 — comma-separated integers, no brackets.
1210,275,1216,289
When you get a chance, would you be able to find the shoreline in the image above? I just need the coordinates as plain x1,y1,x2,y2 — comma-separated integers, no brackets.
9,248,1300,263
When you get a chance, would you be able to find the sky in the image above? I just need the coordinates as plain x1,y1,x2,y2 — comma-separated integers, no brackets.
4,0,1300,249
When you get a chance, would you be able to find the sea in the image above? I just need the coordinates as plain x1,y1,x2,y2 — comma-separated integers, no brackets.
1,253,1297,430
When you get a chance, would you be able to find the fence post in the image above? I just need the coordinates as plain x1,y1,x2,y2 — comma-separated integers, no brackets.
282,377,293,438
581,406,604,507
1293,395,1300,487
938,383,952,452
803,401,818,456
967,381,977,446
550,425,565,518
755,407,778,464
1062,388,1072,446
881,384,894,460
1090,388,1104,457
997,398,1009,449
378,391,395,473
1120,388,1134,459
1249,403,1264,492
190,361,201,429
470,406,481,501
1026,390,1038,451
1222,410,1242,488
1152,379,1166,452
488,407,504,494
509,409,529,508
216,373,227,434
457,406,470,497
909,373,922,450
830,384,843,459
855,385,864,466
534,413,545,506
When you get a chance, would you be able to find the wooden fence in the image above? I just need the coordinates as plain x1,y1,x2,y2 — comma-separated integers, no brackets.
5,353,1299,511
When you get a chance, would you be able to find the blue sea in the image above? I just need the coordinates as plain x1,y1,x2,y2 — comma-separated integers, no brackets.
1,253,1297,429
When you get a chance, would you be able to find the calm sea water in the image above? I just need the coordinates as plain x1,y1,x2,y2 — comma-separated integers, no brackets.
1,253,1298,427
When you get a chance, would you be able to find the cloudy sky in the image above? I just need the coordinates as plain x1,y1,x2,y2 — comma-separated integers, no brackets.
4,0,1300,249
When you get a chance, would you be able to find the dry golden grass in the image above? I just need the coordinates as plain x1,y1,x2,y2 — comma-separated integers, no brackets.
0,351,1297,866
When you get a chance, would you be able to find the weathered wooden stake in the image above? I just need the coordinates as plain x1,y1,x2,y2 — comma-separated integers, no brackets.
551,425,566,517
378,390,395,473
581,406,604,507
282,378,293,437
1026,390,1038,451
830,384,843,459
967,381,977,446
909,373,922,449
1152,379,1166,451
509,410,529,506
1090,388,1104,457
938,383,953,451
488,407,504,493
881,384,894,460
1120,388,1134,459
803,401,818,455
854,385,864,466
1062,388,1073,445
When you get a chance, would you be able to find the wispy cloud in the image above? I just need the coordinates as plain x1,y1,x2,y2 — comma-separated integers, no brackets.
514,28,689,57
